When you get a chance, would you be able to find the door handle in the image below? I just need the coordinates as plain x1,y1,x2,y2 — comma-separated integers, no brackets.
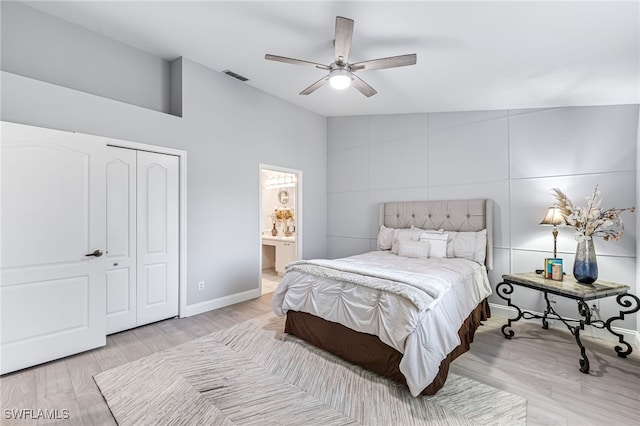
85,250,103,257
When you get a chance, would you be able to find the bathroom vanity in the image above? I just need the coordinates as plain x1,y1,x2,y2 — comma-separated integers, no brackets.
261,235,296,275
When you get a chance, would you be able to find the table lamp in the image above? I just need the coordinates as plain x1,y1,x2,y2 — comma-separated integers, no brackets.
539,206,565,258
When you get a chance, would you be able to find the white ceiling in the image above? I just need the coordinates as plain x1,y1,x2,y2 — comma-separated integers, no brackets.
25,1,640,117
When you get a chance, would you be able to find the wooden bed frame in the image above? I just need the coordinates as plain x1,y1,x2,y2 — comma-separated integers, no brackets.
284,199,493,395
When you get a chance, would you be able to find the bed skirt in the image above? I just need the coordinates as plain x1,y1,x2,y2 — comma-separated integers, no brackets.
284,298,490,396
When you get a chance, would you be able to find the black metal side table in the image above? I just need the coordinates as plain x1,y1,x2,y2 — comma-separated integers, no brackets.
497,272,640,374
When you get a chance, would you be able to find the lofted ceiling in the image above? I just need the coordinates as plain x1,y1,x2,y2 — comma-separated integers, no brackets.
24,1,640,117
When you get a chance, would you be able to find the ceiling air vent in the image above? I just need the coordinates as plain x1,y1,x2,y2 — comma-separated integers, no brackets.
222,70,249,82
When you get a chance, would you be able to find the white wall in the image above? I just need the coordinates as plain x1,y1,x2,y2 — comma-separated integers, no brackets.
327,106,639,330
1,3,327,309
1,2,172,114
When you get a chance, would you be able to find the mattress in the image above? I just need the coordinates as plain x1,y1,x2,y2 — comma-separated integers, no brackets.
271,250,492,396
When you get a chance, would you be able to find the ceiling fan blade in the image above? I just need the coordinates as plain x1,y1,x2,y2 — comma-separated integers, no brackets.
299,75,330,95
350,73,377,97
334,16,354,65
265,54,330,70
350,54,417,71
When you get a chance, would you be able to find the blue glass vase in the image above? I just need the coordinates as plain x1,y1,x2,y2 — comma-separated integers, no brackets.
573,239,598,284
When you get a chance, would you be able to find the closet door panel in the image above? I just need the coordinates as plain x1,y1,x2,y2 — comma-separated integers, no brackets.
105,147,137,334
136,151,179,325
106,269,134,321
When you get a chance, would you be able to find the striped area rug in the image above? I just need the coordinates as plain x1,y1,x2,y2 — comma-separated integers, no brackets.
95,314,527,425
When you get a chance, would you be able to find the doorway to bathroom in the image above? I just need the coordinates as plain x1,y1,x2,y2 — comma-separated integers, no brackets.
259,165,302,295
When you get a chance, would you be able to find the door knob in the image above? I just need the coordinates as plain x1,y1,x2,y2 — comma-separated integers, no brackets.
85,250,103,257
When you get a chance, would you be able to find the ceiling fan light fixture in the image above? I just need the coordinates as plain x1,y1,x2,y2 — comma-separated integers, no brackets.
329,69,351,90
265,16,416,96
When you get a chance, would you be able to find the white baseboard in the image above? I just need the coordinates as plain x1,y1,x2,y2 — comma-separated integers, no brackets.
489,303,638,350
182,288,262,318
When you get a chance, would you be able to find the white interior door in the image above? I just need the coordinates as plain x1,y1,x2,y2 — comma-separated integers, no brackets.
105,147,137,334
1,122,106,374
136,150,179,325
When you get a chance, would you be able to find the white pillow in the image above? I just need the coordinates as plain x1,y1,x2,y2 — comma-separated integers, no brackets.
397,240,431,259
418,232,448,258
446,229,487,264
391,228,423,254
413,227,444,234
376,225,395,250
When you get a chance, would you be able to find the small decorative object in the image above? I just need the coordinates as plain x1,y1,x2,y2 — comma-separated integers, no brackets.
551,263,563,281
552,185,634,284
273,207,295,236
271,222,278,236
544,258,563,280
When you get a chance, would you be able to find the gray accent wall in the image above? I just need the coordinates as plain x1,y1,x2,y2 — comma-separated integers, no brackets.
327,106,639,329
1,2,328,307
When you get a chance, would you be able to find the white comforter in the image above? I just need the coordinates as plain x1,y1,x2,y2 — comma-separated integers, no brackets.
271,251,492,396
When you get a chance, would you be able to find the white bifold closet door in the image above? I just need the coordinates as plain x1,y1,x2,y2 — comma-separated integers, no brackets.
106,146,179,334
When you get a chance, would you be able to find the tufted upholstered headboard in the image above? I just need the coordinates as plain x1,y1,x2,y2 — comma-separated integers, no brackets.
379,199,493,270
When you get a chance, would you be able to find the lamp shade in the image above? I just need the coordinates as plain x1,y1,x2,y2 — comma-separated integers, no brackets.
539,207,565,226
329,69,352,90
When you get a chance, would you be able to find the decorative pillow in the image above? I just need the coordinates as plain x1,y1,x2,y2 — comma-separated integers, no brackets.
391,228,423,254
446,229,487,264
376,225,395,250
397,240,431,259
413,227,445,234
418,232,448,258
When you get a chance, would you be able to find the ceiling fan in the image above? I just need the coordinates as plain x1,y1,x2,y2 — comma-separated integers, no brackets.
265,16,417,97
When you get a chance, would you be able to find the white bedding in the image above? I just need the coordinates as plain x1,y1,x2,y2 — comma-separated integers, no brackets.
284,258,452,311
271,251,492,397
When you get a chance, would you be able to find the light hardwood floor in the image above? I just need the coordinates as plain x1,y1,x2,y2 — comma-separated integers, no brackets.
1,292,638,425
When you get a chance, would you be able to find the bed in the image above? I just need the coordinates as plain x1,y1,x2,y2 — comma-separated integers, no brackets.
271,199,493,396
